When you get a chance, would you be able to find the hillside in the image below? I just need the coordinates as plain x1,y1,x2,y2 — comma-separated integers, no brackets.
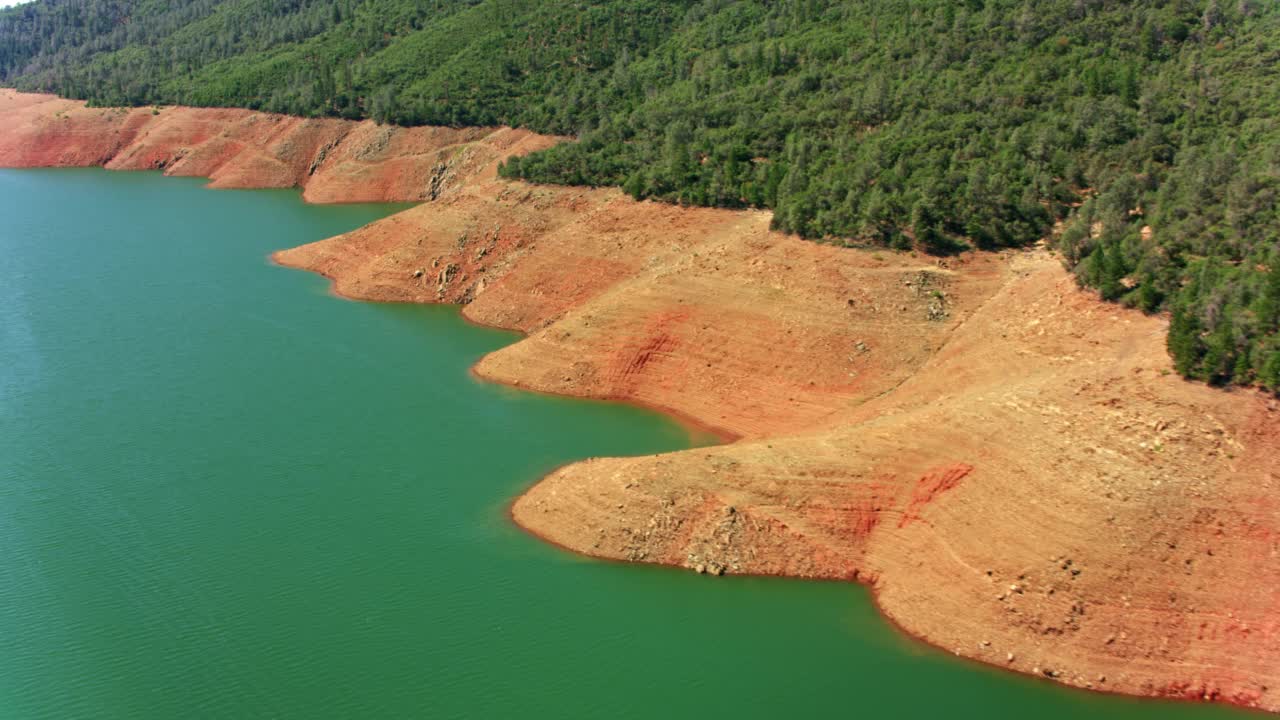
2,0,1278,390
5,86,1280,713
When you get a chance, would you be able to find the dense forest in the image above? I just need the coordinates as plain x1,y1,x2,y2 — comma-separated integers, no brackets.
1,0,1277,392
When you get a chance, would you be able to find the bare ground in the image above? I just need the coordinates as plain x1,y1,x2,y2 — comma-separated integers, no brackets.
3,90,1277,712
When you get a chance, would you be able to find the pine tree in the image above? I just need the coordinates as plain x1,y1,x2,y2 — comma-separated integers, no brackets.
1168,301,1205,378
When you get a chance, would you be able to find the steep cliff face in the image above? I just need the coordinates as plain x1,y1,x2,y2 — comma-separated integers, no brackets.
3,90,1277,713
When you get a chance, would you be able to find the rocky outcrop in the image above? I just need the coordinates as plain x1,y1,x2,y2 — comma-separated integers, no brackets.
3,89,1277,713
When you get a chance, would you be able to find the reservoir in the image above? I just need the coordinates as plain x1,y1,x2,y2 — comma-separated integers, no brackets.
0,168,1249,719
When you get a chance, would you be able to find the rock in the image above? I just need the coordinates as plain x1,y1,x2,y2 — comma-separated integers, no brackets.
436,262,459,295
1007,652,1016,663
695,563,707,574
426,160,452,200
412,268,424,278
307,141,333,176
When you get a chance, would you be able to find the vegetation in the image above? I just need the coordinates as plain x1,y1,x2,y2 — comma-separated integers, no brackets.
2,0,1277,391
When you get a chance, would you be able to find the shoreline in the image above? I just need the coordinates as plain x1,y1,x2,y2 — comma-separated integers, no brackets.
271,188,1227,716
268,246,743,444
498,444,1276,718
4,89,1278,714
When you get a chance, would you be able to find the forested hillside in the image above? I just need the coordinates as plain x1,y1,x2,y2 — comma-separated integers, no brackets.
2,0,1277,392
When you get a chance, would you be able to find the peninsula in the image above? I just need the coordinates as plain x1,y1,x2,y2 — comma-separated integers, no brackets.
2,88,1275,711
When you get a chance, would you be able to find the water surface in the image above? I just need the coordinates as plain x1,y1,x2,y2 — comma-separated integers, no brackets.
0,169,1250,718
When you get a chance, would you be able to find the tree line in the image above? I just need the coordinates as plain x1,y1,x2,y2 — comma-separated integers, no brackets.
2,0,1277,391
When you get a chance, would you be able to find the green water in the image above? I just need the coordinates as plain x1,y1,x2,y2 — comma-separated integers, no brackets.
0,168,1251,719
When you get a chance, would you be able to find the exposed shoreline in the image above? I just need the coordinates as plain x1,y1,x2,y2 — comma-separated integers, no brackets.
284,239,1276,715
3,89,1277,714
287,263,743,444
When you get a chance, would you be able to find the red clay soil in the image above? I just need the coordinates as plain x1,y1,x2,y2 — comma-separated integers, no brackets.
3,89,1277,712
0,89,558,203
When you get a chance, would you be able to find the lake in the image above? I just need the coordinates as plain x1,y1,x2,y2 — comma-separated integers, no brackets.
0,168,1249,719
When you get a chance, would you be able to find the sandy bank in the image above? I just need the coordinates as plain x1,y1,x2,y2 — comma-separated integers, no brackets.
3,89,1277,713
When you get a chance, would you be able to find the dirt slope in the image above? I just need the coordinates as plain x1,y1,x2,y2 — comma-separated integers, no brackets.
3,90,1277,712
514,251,1279,707
0,89,558,202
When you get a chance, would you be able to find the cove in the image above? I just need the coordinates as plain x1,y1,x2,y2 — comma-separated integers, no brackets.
0,168,1253,719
